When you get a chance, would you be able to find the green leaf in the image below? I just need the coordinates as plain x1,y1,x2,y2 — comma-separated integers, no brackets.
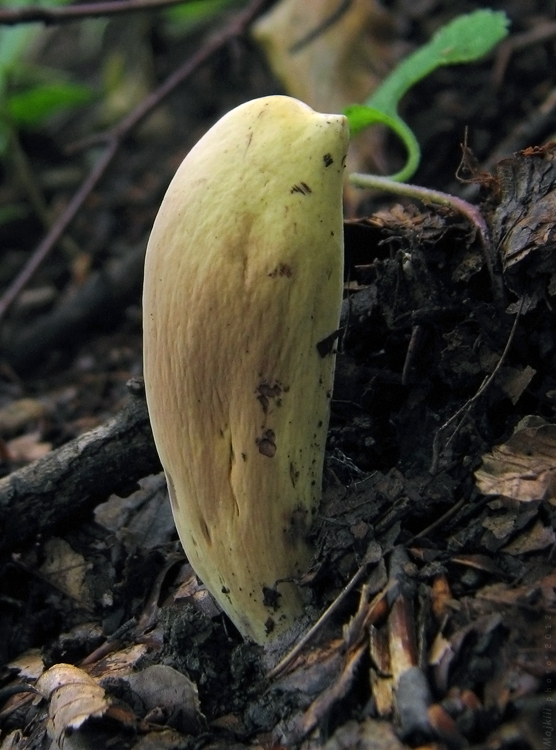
164,0,238,30
0,0,74,76
345,9,510,181
428,9,510,64
344,104,400,137
344,105,421,183
7,82,94,126
0,0,79,156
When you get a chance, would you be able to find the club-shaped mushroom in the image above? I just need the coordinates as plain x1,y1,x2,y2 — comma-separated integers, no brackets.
143,95,348,644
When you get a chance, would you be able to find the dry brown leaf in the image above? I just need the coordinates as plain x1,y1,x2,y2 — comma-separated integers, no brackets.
476,571,556,608
481,513,516,540
0,398,47,436
431,574,453,621
252,0,402,115
502,520,556,555
388,594,417,682
87,643,150,680
125,665,202,734
252,0,408,209
39,538,92,608
36,663,112,747
6,431,52,463
497,365,537,405
369,619,394,715
6,649,45,681
370,669,394,717
429,630,453,668
271,637,346,703
274,643,367,746
475,419,556,502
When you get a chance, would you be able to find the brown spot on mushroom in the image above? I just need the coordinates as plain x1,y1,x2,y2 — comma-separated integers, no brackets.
290,182,312,195
257,429,276,457
268,263,293,278
256,381,283,413
200,518,212,546
289,462,299,488
262,586,281,609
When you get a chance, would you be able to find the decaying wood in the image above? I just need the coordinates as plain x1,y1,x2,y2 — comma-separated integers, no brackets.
0,379,160,554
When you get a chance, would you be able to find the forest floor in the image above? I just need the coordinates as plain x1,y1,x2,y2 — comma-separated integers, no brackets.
0,1,555,748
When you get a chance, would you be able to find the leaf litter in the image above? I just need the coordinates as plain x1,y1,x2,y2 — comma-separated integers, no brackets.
1,2,556,749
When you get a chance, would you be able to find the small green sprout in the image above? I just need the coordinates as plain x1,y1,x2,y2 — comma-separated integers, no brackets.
345,9,510,182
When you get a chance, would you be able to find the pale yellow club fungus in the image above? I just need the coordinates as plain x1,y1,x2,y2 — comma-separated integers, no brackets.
143,95,348,644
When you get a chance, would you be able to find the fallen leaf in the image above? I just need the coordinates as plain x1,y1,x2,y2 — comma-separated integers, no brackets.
36,664,113,747
251,0,408,209
475,419,556,502
497,365,536,405
502,520,556,555
6,431,52,463
39,538,92,609
6,649,45,681
0,398,47,436
125,665,202,734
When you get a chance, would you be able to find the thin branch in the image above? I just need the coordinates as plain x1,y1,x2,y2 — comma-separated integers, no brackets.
429,297,523,475
0,0,201,25
0,0,266,324
266,562,370,680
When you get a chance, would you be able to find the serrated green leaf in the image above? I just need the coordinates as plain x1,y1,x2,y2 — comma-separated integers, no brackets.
428,9,509,65
344,9,510,182
368,10,509,117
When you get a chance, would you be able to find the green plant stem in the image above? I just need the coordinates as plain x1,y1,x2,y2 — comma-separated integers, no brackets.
378,115,420,183
349,172,504,304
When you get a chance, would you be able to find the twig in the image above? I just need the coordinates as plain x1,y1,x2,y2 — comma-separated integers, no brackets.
10,126,91,255
0,379,161,554
266,562,370,680
0,0,200,25
429,297,523,475
349,172,505,305
0,141,117,324
409,496,466,542
267,546,394,681
0,0,266,324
